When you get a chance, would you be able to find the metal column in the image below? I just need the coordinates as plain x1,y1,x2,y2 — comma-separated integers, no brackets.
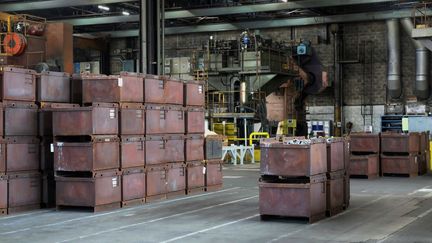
140,0,161,75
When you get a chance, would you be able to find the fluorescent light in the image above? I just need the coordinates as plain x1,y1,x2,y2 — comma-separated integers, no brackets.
122,11,130,16
98,5,110,11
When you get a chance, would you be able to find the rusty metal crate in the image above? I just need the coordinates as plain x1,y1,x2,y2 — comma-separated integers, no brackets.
8,172,41,213
186,161,205,194
146,135,184,165
42,171,55,208
0,67,36,102
52,103,118,136
145,105,184,135
0,137,40,173
349,154,379,179
326,171,344,216
121,136,145,169
146,164,167,201
205,135,223,160
144,75,183,105
205,159,223,191
381,154,418,177
122,167,145,207
39,103,80,137
3,101,38,136
349,133,380,153
184,80,205,107
36,71,70,103
343,174,350,209
381,132,420,155
327,138,344,173
120,103,145,135
185,134,204,162
259,174,327,223
54,136,119,172
0,175,7,214
167,162,186,198
260,138,327,177
82,72,144,104
185,107,205,134
55,170,121,212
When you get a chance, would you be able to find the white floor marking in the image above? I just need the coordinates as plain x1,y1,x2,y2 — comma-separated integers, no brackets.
160,214,260,243
0,187,241,235
223,176,244,179
56,195,258,242
0,210,51,221
266,195,390,243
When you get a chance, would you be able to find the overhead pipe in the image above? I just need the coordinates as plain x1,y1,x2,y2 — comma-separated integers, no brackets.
400,18,430,100
386,19,402,99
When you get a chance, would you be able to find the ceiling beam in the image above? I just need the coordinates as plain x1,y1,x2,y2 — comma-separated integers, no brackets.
61,15,138,26
80,8,430,37
164,0,400,19
0,0,135,12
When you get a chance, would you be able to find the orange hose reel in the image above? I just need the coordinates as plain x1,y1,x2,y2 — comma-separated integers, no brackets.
3,33,26,56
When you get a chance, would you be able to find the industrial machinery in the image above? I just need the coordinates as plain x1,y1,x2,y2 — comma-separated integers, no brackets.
0,12,46,67
166,30,328,146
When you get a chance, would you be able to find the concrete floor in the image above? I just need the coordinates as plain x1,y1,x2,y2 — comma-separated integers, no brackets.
2,164,432,243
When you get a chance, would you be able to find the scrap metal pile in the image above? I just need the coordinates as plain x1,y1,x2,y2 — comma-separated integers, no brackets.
0,68,224,214
258,136,350,223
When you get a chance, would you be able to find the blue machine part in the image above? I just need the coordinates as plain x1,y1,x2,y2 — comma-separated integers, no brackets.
297,43,308,55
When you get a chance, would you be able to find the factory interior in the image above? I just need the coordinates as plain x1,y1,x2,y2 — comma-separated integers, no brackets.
1,0,432,242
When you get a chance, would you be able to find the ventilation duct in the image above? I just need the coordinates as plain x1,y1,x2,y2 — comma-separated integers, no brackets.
387,19,402,99
401,18,430,100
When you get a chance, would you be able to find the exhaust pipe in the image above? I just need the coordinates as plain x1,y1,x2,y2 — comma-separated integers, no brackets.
401,18,430,100
387,19,402,99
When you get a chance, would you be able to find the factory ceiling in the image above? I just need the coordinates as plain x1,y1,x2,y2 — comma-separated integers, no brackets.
0,0,424,36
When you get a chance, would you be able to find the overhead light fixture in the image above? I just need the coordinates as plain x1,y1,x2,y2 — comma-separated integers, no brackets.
281,0,288,2
98,5,110,11
122,11,130,16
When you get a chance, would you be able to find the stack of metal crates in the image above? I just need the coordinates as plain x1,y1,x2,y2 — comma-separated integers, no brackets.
326,138,348,216
204,135,224,191
349,133,380,179
144,75,186,201
0,67,41,214
184,80,206,195
52,74,129,212
37,70,73,208
380,132,420,177
78,73,145,207
258,137,328,223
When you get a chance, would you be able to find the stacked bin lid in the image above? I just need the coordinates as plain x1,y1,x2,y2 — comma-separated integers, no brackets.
0,67,44,214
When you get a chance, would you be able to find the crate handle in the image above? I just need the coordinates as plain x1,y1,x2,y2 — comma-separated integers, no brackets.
178,111,184,120
161,170,166,179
